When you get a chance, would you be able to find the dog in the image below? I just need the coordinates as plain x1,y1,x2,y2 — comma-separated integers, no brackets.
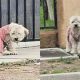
0,22,29,55
66,16,80,55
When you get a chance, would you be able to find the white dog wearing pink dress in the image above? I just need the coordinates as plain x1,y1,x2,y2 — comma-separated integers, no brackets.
66,16,80,55
0,22,29,55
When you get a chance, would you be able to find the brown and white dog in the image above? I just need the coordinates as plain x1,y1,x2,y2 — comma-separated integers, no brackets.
0,22,29,55
66,16,80,55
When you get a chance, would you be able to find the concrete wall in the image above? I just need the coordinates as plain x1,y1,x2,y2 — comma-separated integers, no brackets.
57,0,80,48
40,30,57,48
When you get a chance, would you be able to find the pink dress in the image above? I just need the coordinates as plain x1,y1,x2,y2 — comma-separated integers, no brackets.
0,25,10,53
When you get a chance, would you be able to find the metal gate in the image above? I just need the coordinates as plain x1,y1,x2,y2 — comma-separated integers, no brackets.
0,0,40,41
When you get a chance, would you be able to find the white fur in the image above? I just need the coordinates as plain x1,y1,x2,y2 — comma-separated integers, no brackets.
9,23,29,42
66,16,80,55
3,22,29,55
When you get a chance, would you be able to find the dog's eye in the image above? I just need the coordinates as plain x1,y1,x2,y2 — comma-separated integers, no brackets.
12,33,15,35
72,21,75,23
18,33,20,35
78,21,80,23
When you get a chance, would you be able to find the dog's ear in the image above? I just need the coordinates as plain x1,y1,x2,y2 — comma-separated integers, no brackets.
24,28,29,36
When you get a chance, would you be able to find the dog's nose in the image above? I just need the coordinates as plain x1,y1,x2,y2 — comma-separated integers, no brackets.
15,38,18,41
75,24,78,27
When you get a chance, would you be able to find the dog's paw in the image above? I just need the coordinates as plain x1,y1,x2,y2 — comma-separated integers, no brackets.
0,53,3,56
77,50,80,54
66,48,71,53
71,50,77,54
3,51,17,55
77,54,80,59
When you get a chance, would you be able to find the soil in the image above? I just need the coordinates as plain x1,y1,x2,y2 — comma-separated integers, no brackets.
40,58,80,74
0,61,40,80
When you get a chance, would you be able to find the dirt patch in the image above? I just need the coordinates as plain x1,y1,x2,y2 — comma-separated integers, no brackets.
0,60,40,80
40,58,80,74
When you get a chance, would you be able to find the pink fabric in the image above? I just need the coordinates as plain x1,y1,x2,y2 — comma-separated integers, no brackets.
0,25,10,53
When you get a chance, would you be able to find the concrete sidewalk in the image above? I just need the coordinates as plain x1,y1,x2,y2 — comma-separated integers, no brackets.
0,41,40,63
0,46,40,59
0,46,40,63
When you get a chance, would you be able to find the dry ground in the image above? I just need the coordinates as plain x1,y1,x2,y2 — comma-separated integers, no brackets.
0,60,40,80
40,58,80,74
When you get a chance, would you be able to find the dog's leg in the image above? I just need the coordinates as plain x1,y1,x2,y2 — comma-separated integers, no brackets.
3,41,17,55
66,41,71,53
71,40,77,54
0,38,4,55
8,41,17,54
66,29,72,53
77,42,80,57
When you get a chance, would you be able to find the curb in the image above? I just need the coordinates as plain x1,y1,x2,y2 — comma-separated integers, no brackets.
40,55,78,60
13,41,40,48
40,72,80,80
0,58,26,63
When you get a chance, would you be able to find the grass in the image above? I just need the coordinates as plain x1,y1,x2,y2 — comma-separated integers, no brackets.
41,70,49,74
40,0,55,28
40,6,44,27
47,58,75,64
50,69,65,74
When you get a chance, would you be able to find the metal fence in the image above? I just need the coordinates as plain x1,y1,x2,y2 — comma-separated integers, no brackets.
0,0,40,41
40,0,57,29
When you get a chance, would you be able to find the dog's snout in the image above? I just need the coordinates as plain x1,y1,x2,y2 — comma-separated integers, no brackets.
75,24,78,27
15,38,18,41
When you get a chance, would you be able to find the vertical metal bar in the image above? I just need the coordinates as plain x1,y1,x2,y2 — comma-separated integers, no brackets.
24,0,26,27
23,0,27,42
43,0,46,28
8,0,10,24
0,0,1,27
32,0,35,40
16,0,18,23
54,0,58,47
54,0,57,28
